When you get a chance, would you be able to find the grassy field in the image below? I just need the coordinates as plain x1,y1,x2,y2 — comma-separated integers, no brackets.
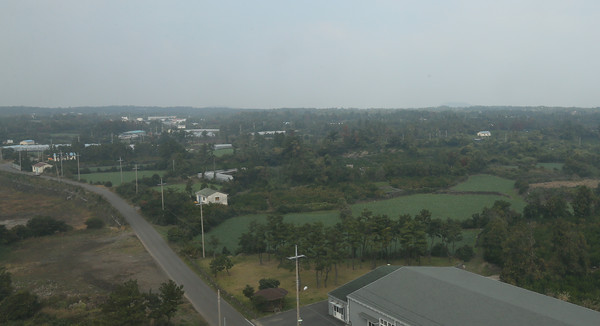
80,170,165,185
49,133,80,143
214,148,234,157
196,254,467,314
207,174,523,253
202,211,341,253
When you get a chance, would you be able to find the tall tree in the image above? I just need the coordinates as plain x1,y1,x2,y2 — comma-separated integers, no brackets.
549,220,589,277
500,223,542,286
158,280,185,322
572,186,594,220
101,280,148,326
481,217,508,266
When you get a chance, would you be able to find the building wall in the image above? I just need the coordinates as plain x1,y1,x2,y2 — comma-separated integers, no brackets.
327,296,348,323
196,192,228,205
348,297,410,326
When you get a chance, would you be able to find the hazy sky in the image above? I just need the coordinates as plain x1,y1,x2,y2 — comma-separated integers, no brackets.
1,1,599,109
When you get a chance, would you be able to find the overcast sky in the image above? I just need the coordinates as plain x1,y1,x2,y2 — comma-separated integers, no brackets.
1,1,599,109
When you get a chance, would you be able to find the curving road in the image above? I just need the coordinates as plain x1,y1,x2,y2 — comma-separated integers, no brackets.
0,164,253,326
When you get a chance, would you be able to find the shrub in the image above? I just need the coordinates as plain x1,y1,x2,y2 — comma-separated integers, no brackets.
26,216,70,237
455,245,475,262
85,217,105,229
243,285,255,299
11,225,32,240
167,226,189,243
431,243,449,257
0,291,41,322
0,267,13,302
258,278,280,290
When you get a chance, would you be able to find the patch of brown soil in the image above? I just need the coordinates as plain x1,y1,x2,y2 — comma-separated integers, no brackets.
0,186,92,229
529,179,600,189
0,181,167,298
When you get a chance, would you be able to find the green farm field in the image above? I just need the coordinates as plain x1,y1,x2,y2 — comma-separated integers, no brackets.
355,174,525,221
80,170,165,185
213,148,233,157
207,175,522,252
202,210,340,253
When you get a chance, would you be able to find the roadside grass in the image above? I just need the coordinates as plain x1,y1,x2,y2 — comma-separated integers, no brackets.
79,170,165,185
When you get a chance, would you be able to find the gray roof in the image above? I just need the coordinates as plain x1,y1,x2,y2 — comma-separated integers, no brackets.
195,188,225,197
328,265,400,302
348,266,600,326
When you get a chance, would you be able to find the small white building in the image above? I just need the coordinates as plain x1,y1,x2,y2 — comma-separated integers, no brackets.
195,188,228,205
477,131,491,137
32,162,52,175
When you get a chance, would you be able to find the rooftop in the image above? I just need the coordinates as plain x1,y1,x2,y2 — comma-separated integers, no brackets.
349,266,600,326
328,265,400,302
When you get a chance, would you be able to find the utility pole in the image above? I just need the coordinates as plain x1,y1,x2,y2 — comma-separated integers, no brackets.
76,153,81,181
59,151,64,177
118,157,124,184
288,245,306,325
195,202,206,258
133,164,139,194
158,178,166,211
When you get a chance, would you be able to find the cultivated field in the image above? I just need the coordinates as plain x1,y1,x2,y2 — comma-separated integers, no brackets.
207,174,515,253
79,170,165,185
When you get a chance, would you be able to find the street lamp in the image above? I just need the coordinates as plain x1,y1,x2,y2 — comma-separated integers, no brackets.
288,245,306,326
158,178,166,211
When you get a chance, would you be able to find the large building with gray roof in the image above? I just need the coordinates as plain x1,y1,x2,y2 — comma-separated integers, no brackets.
328,266,600,326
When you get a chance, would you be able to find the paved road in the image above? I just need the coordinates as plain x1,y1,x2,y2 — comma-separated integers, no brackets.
0,164,253,326
256,301,344,326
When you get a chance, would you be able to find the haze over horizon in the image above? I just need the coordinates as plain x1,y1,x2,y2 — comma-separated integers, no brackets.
1,1,599,109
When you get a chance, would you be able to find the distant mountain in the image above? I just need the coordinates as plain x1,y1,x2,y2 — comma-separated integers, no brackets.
441,102,471,108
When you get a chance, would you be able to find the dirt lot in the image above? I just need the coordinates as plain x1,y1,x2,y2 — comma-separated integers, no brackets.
0,177,204,324
529,179,600,189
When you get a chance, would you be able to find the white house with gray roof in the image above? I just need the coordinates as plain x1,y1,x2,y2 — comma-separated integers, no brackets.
329,266,600,326
195,188,228,205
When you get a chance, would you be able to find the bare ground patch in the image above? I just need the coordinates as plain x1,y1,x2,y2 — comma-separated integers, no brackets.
529,179,600,189
0,177,205,324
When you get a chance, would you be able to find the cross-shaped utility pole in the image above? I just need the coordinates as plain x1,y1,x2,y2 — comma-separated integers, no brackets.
288,245,306,325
